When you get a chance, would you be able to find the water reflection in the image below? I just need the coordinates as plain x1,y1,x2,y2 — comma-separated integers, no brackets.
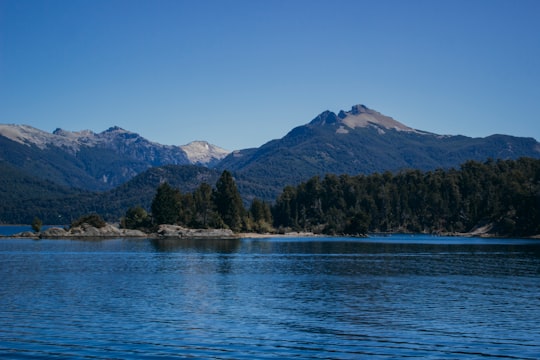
150,238,241,253
0,237,539,359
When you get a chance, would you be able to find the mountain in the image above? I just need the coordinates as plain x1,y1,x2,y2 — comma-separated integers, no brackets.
1,103,539,221
0,124,229,190
181,141,230,167
218,104,540,201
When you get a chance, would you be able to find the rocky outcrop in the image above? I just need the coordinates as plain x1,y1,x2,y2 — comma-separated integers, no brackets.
156,224,236,239
8,223,237,239
39,224,147,238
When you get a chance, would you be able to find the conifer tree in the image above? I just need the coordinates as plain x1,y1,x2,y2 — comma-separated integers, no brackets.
192,182,216,228
151,182,182,225
213,170,245,231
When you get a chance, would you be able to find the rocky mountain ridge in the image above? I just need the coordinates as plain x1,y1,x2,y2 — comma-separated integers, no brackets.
0,124,229,166
0,124,229,190
1,103,539,202
312,104,427,135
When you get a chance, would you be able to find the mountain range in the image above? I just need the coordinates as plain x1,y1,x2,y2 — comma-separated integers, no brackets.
1,103,539,223
0,124,229,190
218,104,540,201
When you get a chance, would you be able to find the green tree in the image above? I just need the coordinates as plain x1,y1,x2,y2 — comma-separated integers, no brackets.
122,205,151,230
249,198,273,233
151,182,182,225
213,171,245,231
272,185,299,230
192,182,217,228
71,213,106,228
344,211,371,235
31,216,43,233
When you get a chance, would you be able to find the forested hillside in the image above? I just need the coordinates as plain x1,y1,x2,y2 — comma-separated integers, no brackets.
0,165,221,224
2,158,539,238
125,158,540,238
272,158,540,237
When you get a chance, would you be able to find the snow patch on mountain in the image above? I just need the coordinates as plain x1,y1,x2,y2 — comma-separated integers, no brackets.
0,124,229,166
181,141,230,166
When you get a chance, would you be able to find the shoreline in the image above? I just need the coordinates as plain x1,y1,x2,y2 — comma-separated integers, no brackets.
1,222,538,240
2,230,539,241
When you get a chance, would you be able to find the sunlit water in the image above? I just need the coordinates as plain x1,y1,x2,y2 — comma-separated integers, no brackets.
0,234,539,359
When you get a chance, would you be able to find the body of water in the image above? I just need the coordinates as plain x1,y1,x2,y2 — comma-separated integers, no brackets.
0,234,539,359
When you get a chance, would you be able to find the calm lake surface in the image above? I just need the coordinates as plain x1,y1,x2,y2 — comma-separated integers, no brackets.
1,234,539,359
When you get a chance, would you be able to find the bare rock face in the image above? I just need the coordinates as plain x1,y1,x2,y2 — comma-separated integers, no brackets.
157,224,235,239
40,224,147,238
8,224,234,239
180,141,230,166
41,227,69,237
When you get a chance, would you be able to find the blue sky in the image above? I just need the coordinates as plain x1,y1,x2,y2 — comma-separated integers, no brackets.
1,0,539,150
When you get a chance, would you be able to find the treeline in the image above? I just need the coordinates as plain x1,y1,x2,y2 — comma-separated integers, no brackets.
272,157,540,236
123,170,273,233
126,158,539,237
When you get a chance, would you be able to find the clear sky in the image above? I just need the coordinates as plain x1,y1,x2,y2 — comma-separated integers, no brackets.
1,0,539,150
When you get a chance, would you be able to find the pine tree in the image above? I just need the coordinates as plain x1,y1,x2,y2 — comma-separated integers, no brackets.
151,182,182,226
249,198,273,233
192,183,215,228
213,171,245,231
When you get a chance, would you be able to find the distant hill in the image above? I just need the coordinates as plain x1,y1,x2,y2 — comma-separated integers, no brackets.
0,164,221,224
0,160,89,224
0,124,229,190
218,105,540,201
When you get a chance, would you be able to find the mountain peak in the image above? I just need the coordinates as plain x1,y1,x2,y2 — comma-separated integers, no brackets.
309,104,418,134
339,104,415,133
181,141,230,166
103,126,128,133
53,128,96,139
309,110,339,126
350,104,369,115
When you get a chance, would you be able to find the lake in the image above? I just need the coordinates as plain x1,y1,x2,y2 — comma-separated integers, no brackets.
0,234,539,359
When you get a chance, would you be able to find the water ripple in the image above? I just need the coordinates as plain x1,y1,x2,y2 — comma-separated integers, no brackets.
0,237,539,358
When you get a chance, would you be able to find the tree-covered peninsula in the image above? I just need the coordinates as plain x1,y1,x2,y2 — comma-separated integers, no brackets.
121,158,539,238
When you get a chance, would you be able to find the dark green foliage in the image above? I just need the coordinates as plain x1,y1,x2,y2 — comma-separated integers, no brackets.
146,171,247,231
272,158,540,237
151,183,182,226
213,171,246,231
0,164,220,224
0,160,90,224
31,217,42,232
71,213,106,228
248,198,273,233
121,206,151,231
2,149,539,238
191,183,218,228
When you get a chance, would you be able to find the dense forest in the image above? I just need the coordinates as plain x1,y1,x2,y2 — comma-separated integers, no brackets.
272,157,539,237
124,170,273,233
129,158,539,237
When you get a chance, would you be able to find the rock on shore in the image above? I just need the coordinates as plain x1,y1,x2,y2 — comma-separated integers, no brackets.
8,223,236,239
39,224,147,238
156,224,235,239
